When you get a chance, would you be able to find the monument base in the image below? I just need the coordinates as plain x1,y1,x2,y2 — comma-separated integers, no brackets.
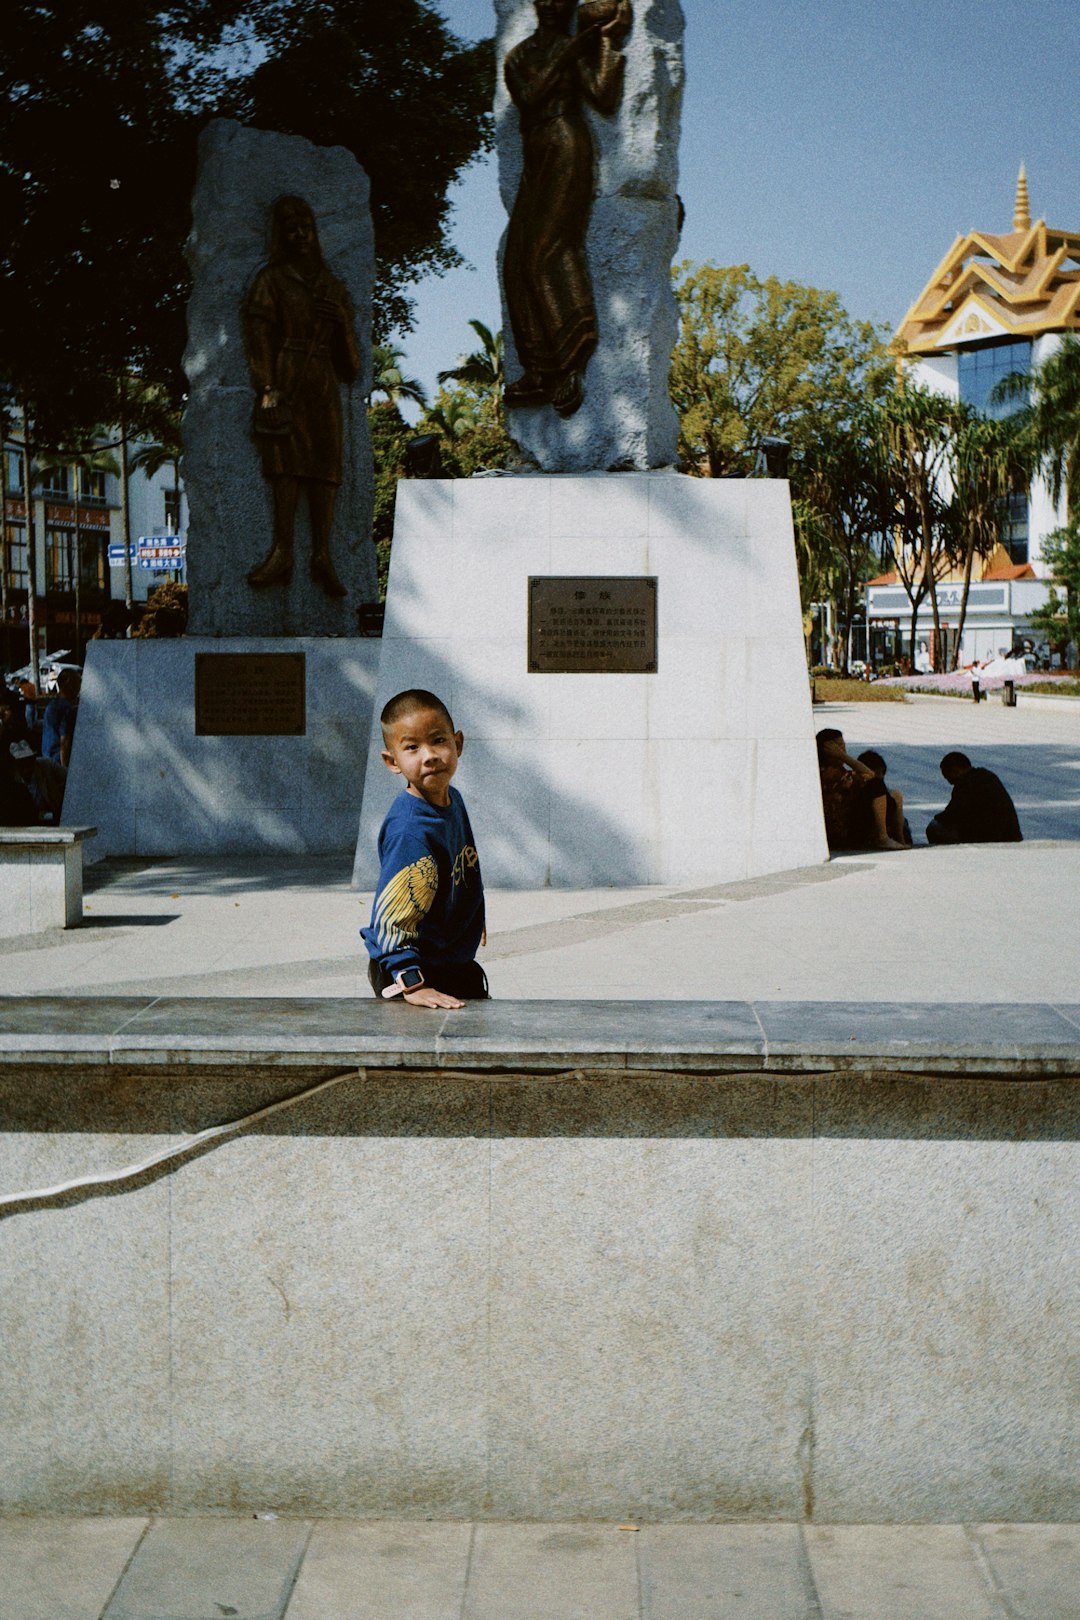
65,638,378,860
354,473,827,889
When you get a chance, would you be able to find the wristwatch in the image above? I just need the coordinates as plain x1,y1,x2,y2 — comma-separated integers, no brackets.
382,965,426,999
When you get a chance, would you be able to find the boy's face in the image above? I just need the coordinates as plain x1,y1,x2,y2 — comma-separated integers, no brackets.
381,705,463,807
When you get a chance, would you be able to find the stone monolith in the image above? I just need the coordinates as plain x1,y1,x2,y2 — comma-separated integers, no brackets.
495,0,684,472
183,119,377,634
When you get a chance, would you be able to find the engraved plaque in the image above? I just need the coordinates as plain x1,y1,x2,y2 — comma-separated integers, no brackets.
528,577,658,674
195,653,306,736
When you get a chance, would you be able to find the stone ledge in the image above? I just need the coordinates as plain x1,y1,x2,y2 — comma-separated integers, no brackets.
0,996,1078,1076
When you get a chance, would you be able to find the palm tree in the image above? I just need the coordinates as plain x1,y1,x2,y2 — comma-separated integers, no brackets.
369,344,427,411
422,394,480,444
994,332,1080,521
883,383,959,669
437,320,505,420
946,412,1028,667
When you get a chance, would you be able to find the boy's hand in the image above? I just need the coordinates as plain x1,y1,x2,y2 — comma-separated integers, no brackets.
402,985,465,1010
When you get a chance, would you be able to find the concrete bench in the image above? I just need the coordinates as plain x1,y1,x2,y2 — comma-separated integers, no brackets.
0,825,96,934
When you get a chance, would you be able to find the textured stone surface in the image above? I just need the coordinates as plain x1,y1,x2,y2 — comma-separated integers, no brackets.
62,636,378,859
463,1524,639,1620
2,1037,1078,1521
287,1522,472,1620
354,475,826,887
639,1524,812,1619
0,1518,146,1620
974,1523,1080,1620
183,119,376,634
102,1518,309,1619
494,0,683,471
0,835,90,932
806,1525,1000,1620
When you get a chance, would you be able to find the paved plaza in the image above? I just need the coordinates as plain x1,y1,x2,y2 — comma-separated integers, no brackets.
2,694,1076,1005
1,1516,1079,1620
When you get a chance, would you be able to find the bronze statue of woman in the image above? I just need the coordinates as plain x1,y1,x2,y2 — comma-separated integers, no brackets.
503,0,632,420
243,195,360,597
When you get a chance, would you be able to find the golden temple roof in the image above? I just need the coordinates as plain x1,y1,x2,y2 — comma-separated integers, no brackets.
895,167,1080,355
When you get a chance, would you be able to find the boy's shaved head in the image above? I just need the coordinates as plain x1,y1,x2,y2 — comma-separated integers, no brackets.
380,688,454,742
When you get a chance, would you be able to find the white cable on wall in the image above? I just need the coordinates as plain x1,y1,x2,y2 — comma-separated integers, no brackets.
0,1066,364,1213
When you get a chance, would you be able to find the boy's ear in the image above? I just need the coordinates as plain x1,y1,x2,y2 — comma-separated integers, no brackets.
454,730,464,757
381,748,402,775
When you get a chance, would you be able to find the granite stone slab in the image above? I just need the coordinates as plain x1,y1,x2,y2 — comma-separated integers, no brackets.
0,1127,173,1511
111,995,434,1069
102,1518,310,1619
808,1079,1080,1522
285,1521,473,1620
0,1517,147,1620
485,1076,815,1519
752,999,1080,1073
435,999,767,1072
973,1523,1080,1619
166,1077,492,1516
0,997,152,1062
638,1524,812,1620
805,1525,999,1620
1,998,1080,1078
461,1523,639,1620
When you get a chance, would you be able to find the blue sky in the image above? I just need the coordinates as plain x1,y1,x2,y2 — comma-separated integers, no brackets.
402,0,1079,400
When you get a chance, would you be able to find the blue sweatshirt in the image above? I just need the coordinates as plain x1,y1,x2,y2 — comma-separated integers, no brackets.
361,786,485,978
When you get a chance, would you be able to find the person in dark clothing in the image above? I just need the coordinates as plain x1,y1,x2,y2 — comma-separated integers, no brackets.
857,750,913,846
926,752,1022,844
816,729,906,852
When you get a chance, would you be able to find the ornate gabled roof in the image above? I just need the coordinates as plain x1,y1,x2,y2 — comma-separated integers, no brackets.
895,168,1080,355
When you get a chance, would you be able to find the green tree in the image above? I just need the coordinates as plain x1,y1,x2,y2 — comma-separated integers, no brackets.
370,345,428,412
946,411,1028,668
995,333,1080,521
437,320,505,421
880,383,960,671
1,0,493,439
368,403,412,600
794,407,894,674
669,262,891,478
1027,521,1080,665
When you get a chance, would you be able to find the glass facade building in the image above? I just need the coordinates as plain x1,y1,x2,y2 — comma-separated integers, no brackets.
957,338,1031,417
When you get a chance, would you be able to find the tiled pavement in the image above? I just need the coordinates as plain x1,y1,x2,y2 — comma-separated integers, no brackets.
2,1516,1079,1619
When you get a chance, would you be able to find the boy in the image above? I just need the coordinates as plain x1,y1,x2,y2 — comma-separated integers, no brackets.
361,689,488,1010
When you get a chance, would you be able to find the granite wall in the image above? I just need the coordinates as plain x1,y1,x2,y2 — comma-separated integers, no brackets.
1,1049,1076,1522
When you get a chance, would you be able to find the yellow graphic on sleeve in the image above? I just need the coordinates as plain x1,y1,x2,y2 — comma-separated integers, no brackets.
372,855,438,953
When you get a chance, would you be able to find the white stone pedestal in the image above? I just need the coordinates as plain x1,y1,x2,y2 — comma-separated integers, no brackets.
64,638,379,860
354,474,827,889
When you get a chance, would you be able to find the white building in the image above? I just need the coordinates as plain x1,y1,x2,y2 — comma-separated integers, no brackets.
2,430,186,670
867,169,1078,665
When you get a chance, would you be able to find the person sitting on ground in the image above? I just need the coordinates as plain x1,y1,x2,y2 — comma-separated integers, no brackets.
816,728,907,852
361,688,488,1010
857,750,913,847
926,752,1022,845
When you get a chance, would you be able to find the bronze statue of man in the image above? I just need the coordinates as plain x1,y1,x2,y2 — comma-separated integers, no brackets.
243,195,360,597
503,0,632,420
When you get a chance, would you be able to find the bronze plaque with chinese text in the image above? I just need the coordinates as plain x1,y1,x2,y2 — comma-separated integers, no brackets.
194,653,306,736
528,577,657,674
